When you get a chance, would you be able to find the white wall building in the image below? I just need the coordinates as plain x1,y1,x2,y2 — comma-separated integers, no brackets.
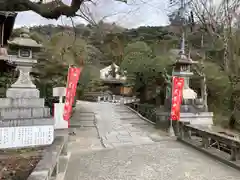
100,63,126,81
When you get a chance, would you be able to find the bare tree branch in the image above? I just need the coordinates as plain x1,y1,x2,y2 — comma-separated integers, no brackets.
0,0,86,19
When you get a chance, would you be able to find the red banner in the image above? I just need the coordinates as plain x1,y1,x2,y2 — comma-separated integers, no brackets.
170,76,184,121
63,67,82,126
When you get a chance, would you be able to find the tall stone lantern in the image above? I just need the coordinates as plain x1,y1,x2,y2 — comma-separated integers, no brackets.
0,28,54,149
6,28,42,98
172,54,197,92
172,52,199,111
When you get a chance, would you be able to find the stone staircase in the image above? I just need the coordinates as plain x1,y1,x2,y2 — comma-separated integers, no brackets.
70,112,96,127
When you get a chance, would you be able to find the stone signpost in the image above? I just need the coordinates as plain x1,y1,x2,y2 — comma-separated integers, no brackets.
0,28,54,149
53,87,68,129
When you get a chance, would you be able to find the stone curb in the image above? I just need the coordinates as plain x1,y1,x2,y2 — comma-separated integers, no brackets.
27,136,69,180
178,138,240,171
93,113,106,148
125,105,156,125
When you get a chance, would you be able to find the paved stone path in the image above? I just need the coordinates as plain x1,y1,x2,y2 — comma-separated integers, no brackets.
92,102,161,148
65,101,240,180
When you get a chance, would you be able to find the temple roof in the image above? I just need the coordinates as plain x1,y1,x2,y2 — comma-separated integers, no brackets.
100,63,119,72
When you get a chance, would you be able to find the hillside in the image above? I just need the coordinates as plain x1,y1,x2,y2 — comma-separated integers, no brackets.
0,22,239,129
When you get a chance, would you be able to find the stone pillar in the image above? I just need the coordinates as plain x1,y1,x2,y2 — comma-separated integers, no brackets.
11,66,36,88
6,59,40,98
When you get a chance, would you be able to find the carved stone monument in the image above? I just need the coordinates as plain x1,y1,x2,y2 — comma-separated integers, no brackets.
0,28,54,149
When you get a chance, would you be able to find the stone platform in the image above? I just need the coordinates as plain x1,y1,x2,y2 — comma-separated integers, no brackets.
0,98,45,108
0,97,52,127
6,88,40,98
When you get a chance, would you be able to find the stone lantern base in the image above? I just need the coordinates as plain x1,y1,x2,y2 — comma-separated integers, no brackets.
6,88,40,98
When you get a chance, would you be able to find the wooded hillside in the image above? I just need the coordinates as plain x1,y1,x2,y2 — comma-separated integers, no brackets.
0,20,238,128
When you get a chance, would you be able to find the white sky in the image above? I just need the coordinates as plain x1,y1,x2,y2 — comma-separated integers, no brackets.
14,0,170,28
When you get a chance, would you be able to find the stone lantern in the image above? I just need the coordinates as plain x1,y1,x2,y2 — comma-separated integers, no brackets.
6,28,42,98
0,28,54,149
172,53,198,97
170,51,213,125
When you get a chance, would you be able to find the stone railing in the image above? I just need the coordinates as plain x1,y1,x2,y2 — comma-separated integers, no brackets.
126,102,214,130
27,135,69,180
126,103,158,123
126,102,240,169
122,97,139,104
178,122,240,170
96,95,139,104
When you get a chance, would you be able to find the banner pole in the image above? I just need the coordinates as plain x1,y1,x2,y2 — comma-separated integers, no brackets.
168,76,184,137
169,79,175,137
64,64,72,128
169,113,175,137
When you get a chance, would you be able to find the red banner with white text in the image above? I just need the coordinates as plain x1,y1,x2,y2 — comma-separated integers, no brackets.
63,67,82,126
170,76,184,121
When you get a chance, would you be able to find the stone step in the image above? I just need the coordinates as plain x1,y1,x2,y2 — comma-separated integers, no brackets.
116,109,132,113
113,107,129,110
114,106,129,108
78,115,95,120
0,107,51,119
79,117,95,121
120,117,142,121
72,115,95,121
120,119,148,124
70,120,95,127
115,110,130,113
78,112,95,116
0,98,45,108
0,117,53,127
120,116,140,120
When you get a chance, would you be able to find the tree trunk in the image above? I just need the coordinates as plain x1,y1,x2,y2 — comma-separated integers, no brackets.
228,91,236,129
228,76,237,129
201,75,208,111
139,85,148,103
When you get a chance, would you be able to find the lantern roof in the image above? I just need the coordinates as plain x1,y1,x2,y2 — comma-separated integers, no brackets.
7,28,42,48
174,53,198,65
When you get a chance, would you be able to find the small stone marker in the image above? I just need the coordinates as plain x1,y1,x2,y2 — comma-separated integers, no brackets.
53,87,66,103
53,87,68,129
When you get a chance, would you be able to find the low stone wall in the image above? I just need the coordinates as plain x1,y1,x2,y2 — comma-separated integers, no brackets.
178,122,240,171
27,135,69,180
0,98,45,108
0,117,53,127
126,103,213,133
155,112,170,131
180,112,213,125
